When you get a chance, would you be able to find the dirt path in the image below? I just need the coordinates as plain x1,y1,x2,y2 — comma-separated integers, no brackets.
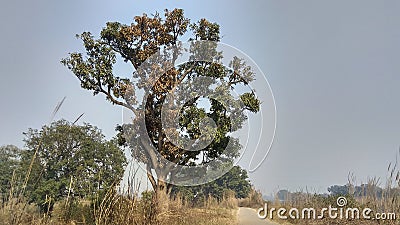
237,207,278,225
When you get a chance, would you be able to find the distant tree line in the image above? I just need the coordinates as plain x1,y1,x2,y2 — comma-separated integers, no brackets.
328,184,387,198
275,183,394,202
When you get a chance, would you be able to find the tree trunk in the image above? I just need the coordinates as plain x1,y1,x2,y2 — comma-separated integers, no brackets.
148,179,171,224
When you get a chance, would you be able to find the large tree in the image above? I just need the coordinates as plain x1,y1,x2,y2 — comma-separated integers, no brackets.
61,8,260,194
21,120,126,212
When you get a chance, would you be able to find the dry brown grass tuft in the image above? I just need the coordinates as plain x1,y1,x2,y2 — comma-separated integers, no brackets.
0,188,238,225
238,187,263,209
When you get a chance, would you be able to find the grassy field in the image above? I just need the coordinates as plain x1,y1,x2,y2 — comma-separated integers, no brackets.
0,192,238,225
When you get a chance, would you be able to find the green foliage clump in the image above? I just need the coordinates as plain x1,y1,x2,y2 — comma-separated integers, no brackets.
0,145,21,202
172,165,251,204
20,120,127,212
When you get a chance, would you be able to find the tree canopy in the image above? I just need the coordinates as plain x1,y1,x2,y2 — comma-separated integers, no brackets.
61,8,260,193
0,145,21,203
21,120,127,211
171,165,252,204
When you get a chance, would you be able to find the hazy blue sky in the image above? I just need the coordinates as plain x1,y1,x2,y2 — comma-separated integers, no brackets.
1,0,400,194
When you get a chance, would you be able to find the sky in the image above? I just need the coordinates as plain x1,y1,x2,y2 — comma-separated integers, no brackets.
1,0,400,195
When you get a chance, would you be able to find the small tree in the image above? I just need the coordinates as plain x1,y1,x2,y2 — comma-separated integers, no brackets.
21,120,127,212
0,145,21,203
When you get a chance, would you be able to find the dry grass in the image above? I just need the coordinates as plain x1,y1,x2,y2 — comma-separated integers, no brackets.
266,157,400,225
0,149,237,224
0,167,238,225
158,207,236,225
238,188,264,208
0,188,237,225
